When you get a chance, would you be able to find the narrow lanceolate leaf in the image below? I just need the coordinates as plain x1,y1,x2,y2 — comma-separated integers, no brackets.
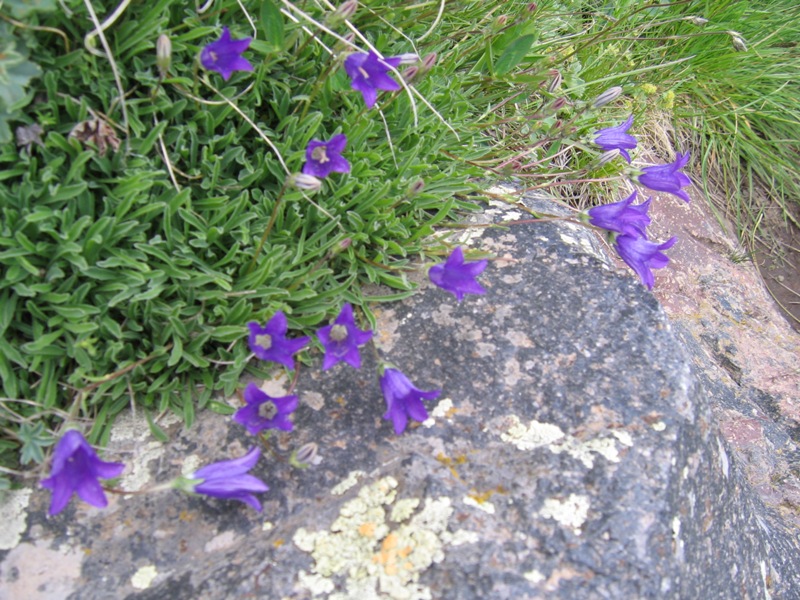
260,0,284,51
494,34,536,75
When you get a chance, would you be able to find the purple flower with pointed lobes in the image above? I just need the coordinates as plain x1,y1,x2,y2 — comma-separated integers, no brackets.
234,383,299,435
380,368,441,435
428,246,488,301
615,234,677,289
316,303,373,370
587,190,652,238
187,447,268,512
344,51,402,109
303,134,351,179
594,115,637,163
248,312,311,370
200,27,254,81
637,152,692,203
40,430,125,516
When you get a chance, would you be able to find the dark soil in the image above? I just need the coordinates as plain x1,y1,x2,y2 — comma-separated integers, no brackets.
754,204,800,334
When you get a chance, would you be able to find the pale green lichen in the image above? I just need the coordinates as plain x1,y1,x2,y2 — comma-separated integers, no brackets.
500,415,565,450
524,569,545,584
538,494,590,535
499,414,633,468
131,565,158,589
0,489,32,550
331,470,367,496
293,477,476,599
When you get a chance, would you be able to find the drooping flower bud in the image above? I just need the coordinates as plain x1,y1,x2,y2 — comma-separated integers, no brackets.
397,53,420,65
421,52,437,72
333,0,358,21
156,34,172,78
402,66,419,82
592,85,623,108
289,173,323,192
729,31,747,52
547,70,562,93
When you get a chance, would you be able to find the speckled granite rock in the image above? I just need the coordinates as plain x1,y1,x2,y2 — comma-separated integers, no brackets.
1,190,798,599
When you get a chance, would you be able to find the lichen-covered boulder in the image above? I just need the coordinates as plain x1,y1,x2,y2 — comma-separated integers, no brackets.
2,192,797,599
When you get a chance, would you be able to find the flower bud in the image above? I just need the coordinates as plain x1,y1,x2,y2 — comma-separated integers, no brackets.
527,2,537,12
402,66,419,82
549,97,569,112
290,442,320,469
592,85,623,108
495,15,508,27
686,16,708,26
397,53,420,65
408,179,425,196
289,173,322,192
547,70,562,93
596,149,621,167
729,32,747,52
156,34,172,77
334,0,358,21
421,52,437,71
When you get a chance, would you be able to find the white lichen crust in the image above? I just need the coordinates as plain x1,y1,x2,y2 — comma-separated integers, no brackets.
293,476,477,599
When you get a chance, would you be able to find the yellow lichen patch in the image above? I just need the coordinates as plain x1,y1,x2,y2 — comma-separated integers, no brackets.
358,522,377,538
435,453,468,480
273,538,285,548
179,510,195,522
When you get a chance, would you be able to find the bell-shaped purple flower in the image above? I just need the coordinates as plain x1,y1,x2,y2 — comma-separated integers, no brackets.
200,27,254,81
316,303,373,370
248,312,310,370
381,368,440,435
233,383,299,434
615,234,677,289
637,152,692,203
302,134,351,179
40,430,125,515
593,115,637,163
344,51,402,109
587,190,652,238
187,447,268,512
428,246,488,301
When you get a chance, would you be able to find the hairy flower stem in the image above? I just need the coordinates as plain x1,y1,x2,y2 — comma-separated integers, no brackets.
247,184,289,276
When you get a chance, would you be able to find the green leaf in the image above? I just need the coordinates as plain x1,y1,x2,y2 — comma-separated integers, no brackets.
260,0,284,51
494,34,535,76
144,409,170,443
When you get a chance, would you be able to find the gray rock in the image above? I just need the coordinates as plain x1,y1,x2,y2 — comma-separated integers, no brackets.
2,190,797,599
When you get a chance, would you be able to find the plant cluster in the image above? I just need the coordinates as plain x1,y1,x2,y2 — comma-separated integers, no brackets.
2,0,703,496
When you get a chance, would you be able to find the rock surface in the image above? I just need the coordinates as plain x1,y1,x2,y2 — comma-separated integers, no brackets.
1,189,798,599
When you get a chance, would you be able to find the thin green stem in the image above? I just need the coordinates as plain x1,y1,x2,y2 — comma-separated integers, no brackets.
246,183,289,275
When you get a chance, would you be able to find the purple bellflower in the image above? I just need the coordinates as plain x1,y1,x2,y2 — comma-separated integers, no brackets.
594,115,637,163
316,303,373,370
40,430,125,516
233,383,299,434
248,312,310,370
637,152,692,203
381,368,441,435
344,52,402,109
615,234,677,289
428,246,488,301
185,447,268,512
200,27,254,81
587,190,652,238
302,134,351,179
